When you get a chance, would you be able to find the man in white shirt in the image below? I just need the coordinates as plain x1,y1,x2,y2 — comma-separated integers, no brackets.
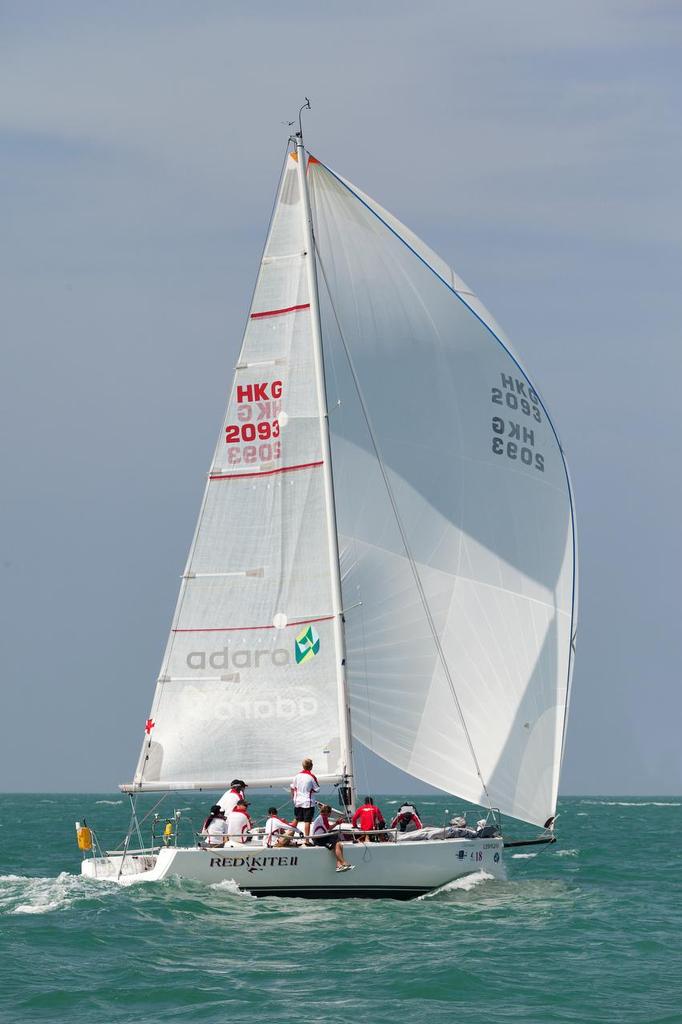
201,805,229,847
217,779,247,815
311,803,353,872
227,799,253,844
290,757,320,837
263,807,302,848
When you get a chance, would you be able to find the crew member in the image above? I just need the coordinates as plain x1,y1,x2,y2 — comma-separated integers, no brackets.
201,804,229,847
390,802,423,833
217,779,247,815
263,807,301,848
311,803,353,872
352,796,386,841
227,798,253,844
290,758,320,837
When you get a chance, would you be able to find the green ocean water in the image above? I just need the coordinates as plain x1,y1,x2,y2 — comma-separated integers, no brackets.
1,793,680,1024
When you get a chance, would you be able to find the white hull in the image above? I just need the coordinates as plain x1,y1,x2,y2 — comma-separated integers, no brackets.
81,837,504,899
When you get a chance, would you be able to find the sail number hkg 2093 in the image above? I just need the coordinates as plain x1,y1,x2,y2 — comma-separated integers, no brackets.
491,373,545,472
225,380,283,466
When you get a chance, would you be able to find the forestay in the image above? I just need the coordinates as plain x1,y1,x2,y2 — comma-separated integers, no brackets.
308,159,576,829
132,154,345,790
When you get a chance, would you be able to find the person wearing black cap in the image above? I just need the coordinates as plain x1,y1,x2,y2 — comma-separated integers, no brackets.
201,805,229,847
227,798,253,844
217,779,247,816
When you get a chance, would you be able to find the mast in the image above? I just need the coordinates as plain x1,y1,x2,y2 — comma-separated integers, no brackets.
294,117,355,810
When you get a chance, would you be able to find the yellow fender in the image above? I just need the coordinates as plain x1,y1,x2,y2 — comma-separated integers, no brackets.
76,822,93,852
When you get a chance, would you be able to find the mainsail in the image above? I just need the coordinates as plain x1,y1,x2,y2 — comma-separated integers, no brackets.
132,153,348,790
130,142,576,832
308,160,576,829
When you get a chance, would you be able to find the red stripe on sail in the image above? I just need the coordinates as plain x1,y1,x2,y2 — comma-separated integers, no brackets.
250,303,310,320
210,461,323,481
173,615,334,634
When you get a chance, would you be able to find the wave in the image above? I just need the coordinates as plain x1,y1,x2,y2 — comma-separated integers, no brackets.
579,800,680,807
210,879,256,899
555,849,578,857
0,872,114,916
95,800,123,805
511,852,537,859
417,870,494,900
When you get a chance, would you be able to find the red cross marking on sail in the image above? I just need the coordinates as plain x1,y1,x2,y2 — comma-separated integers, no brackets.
145,718,155,735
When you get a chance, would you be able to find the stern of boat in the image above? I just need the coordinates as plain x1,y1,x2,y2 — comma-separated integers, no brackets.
81,851,159,882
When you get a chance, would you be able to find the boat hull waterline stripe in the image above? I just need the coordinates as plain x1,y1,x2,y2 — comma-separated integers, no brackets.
238,886,430,901
209,460,323,481
250,302,311,320
172,614,334,634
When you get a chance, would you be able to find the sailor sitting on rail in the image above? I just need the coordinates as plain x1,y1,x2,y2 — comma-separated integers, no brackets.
201,805,230,847
311,804,353,872
263,807,303,848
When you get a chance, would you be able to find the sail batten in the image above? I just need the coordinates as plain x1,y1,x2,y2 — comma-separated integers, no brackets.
208,460,324,480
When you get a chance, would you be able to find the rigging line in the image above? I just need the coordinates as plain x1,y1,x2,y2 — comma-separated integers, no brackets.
113,793,168,849
118,794,139,879
315,250,494,814
131,795,145,851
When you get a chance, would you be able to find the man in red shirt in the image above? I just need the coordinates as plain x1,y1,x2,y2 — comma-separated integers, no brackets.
351,796,386,841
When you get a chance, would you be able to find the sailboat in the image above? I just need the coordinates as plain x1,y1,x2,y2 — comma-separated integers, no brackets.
80,109,577,898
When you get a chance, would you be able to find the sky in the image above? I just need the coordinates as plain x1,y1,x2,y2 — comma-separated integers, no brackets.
1,1,681,796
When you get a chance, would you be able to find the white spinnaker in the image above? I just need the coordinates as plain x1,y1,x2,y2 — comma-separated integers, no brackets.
309,158,576,828
133,154,344,789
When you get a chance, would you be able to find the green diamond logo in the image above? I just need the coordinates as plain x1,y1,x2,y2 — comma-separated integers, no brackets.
295,625,320,664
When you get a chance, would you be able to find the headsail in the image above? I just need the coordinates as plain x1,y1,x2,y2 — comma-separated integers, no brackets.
308,159,576,828
131,154,347,791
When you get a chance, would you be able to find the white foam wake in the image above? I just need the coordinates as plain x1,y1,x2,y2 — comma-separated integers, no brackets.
95,799,123,805
580,800,680,807
210,879,256,899
417,870,495,900
0,872,113,916
512,852,537,859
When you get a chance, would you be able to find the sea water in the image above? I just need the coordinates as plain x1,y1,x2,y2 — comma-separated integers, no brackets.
0,794,680,1023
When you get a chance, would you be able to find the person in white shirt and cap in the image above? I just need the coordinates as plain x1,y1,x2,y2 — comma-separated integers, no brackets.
290,758,320,838
217,779,247,816
262,807,302,848
227,798,253,844
201,805,229,847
